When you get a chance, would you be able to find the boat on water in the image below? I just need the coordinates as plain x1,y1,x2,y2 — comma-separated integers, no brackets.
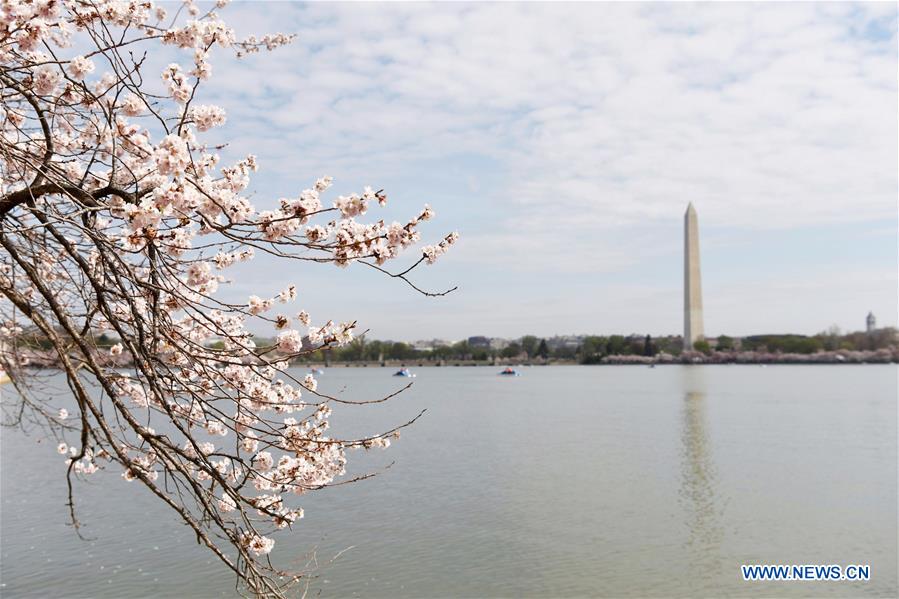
310,367,325,375
393,368,416,378
499,367,520,376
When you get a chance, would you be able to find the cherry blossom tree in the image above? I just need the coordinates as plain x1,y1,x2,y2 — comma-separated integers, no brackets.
0,1,457,595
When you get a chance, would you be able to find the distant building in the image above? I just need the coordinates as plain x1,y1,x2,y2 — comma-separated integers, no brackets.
467,336,491,348
489,338,509,351
866,311,876,333
412,339,452,352
546,335,583,350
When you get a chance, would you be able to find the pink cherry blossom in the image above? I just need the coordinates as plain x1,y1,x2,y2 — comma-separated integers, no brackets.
0,2,456,594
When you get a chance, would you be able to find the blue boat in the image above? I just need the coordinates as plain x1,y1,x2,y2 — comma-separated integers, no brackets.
393,368,416,377
499,367,520,376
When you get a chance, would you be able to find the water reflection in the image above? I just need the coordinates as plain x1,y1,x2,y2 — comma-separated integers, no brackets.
679,368,724,583
2,367,895,597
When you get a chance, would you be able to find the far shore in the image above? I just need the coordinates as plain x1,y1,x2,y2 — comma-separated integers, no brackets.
9,347,897,372
311,353,898,367
320,358,897,367
8,348,899,370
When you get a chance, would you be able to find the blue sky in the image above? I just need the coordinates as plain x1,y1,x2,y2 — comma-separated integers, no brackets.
193,2,897,340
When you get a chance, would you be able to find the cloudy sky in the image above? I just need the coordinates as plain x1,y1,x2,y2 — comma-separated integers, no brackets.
198,2,896,341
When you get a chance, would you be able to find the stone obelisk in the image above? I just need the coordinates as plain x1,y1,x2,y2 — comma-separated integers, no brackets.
684,203,704,350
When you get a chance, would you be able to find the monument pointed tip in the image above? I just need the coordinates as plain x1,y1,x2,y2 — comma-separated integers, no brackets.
686,202,696,215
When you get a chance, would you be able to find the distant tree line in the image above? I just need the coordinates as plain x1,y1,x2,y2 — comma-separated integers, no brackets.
17,326,897,365
738,328,897,354
298,327,897,364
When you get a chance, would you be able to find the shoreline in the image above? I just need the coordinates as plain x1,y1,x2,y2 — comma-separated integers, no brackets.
13,361,896,372
8,348,897,371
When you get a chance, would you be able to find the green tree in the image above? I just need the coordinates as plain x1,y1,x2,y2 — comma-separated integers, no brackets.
501,342,522,359
606,335,627,355
520,335,539,358
580,336,606,363
386,342,414,360
643,334,654,356
655,336,678,355
431,344,454,360
452,340,471,359
552,345,577,360
338,338,366,361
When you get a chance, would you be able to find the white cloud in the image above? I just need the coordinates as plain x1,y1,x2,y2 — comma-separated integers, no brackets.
191,2,896,337
211,2,896,227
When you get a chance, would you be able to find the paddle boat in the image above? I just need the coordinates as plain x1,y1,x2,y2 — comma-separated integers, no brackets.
498,367,520,376
393,368,416,378
310,367,325,375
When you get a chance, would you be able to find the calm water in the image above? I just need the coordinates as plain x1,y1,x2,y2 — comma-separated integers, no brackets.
1,365,896,598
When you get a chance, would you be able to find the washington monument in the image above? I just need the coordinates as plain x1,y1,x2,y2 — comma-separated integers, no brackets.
684,203,704,350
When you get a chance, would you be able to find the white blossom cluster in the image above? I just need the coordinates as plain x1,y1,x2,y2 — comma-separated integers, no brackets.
0,0,454,588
